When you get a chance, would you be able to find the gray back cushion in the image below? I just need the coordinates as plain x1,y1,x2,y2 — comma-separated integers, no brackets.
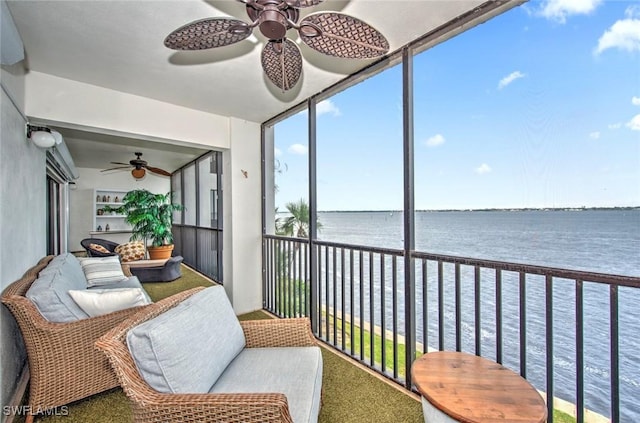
127,286,246,393
26,253,90,322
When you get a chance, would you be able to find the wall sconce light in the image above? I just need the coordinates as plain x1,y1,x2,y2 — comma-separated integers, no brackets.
26,124,58,149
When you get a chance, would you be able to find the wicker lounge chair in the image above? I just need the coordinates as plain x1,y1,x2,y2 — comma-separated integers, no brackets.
96,288,319,423
0,256,152,423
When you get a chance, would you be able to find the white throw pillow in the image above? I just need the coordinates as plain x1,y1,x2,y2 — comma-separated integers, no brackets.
68,288,150,317
78,256,128,287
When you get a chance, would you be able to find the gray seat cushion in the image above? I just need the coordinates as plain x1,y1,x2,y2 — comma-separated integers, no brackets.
210,347,323,423
127,286,246,393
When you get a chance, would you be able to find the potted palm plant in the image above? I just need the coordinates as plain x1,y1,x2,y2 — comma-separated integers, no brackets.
103,189,184,260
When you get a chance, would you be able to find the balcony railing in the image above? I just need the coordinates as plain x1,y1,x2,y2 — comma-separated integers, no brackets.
263,234,640,423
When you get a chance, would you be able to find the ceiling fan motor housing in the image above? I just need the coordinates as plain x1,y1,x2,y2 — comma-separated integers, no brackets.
247,1,299,40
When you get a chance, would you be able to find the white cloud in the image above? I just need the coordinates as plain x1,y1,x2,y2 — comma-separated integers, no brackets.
589,131,601,139
274,147,282,157
288,143,308,155
424,134,446,147
475,163,492,175
537,0,602,23
594,15,640,55
316,100,341,117
626,114,640,131
498,71,526,90
633,96,640,106
608,122,622,130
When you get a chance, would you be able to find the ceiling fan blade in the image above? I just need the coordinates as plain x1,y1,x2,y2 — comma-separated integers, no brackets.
284,0,324,8
261,39,302,91
145,166,172,177
164,18,252,50
299,12,389,59
109,161,130,166
101,166,131,172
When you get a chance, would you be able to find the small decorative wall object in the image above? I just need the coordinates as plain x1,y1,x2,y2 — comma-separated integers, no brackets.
97,225,103,231
97,208,104,216
102,195,107,202
97,195,102,202
114,196,119,203
105,224,110,231
107,195,111,202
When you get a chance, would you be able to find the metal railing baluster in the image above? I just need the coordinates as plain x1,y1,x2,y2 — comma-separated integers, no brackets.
349,248,355,356
381,253,386,373
455,263,461,352
546,275,554,423
576,280,584,423
496,269,503,364
438,260,444,351
611,284,620,423
475,265,481,356
392,256,398,380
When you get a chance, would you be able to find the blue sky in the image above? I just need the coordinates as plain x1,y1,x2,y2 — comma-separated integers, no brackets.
274,0,640,211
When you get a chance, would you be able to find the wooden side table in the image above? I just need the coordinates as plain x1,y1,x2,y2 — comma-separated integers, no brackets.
411,351,547,423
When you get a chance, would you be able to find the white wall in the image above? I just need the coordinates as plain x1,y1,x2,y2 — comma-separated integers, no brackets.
25,71,231,150
69,168,170,252
223,117,262,315
0,62,47,417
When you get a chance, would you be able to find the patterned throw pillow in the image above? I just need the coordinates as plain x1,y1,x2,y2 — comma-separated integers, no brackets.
89,243,111,254
115,242,146,262
78,256,128,287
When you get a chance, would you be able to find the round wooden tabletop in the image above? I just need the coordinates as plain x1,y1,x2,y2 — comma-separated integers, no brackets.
411,351,547,423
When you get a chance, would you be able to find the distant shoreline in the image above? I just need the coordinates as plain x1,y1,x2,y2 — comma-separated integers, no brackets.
314,206,640,213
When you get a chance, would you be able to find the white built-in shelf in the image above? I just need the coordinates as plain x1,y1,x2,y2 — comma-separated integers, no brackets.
93,189,130,233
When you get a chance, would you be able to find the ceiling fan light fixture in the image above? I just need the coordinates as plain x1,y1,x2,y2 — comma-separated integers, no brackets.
131,168,146,180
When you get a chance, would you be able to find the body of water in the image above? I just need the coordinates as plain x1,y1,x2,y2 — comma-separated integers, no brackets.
314,209,640,422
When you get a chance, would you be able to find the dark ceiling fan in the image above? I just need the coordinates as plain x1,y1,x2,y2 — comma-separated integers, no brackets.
164,0,390,91
101,152,171,180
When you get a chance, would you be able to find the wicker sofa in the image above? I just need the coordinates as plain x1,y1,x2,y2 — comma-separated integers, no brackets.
96,286,323,423
0,253,153,423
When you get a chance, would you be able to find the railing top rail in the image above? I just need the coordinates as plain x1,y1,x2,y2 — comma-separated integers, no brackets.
263,234,640,288
264,234,310,244
314,239,405,256
412,250,640,288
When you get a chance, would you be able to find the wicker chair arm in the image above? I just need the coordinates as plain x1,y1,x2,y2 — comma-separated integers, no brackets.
128,392,293,423
241,318,317,348
2,294,145,333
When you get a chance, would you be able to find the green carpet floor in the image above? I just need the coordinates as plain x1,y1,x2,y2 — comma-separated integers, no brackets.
24,265,422,422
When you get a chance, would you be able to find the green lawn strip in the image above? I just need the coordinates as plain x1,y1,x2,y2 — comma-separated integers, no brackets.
322,311,577,423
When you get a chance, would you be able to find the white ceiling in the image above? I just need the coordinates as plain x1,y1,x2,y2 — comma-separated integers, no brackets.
7,0,513,172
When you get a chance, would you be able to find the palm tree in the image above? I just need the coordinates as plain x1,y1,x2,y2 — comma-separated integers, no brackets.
274,198,321,316
276,198,321,238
